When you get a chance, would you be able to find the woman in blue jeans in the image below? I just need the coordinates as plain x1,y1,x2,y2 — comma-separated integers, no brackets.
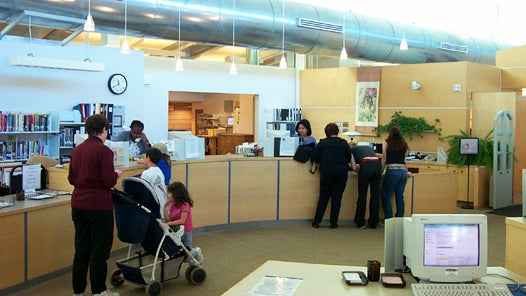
381,126,412,219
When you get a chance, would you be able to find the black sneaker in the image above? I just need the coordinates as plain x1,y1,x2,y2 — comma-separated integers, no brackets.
312,222,320,228
330,224,338,229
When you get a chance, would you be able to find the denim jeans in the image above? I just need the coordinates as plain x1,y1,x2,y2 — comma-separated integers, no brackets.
381,168,408,219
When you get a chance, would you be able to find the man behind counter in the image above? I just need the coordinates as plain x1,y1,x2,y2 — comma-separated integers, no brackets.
113,120,151,159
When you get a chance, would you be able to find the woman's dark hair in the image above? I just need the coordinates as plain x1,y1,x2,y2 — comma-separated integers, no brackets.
167,181,193,207
324,122,339,137
85,114,110,136
386,126,409,152
295,119,312,136
130,120,144,130
145,147,162,164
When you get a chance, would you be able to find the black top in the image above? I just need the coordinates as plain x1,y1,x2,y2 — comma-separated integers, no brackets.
385,150,406,164
349,145,376,163
311,136,352,176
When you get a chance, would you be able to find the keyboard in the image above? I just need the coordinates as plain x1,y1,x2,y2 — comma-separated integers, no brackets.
412,283,512,296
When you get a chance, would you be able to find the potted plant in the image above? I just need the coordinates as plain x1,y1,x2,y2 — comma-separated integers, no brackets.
374,111,442,140
441,130,493,167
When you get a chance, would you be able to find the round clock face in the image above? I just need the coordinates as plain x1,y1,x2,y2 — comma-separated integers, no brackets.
108,73,127,95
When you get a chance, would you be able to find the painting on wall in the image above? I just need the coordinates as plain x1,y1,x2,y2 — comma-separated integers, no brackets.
355,82,379,127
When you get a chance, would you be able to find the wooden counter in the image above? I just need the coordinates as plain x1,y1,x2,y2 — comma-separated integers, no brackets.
168,156,458,228
47,163,146,192
0,164,145,290
0,156,458,291
406,161,491,208
505,217,526,277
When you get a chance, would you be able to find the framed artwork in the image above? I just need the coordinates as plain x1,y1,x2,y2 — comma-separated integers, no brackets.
459,138,479,155
355,82,379,127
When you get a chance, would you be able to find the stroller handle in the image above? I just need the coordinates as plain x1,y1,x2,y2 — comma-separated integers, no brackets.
113,188,152,214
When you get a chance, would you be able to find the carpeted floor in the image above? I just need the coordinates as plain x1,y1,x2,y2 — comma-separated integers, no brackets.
488,205,523,217
5,207,508,296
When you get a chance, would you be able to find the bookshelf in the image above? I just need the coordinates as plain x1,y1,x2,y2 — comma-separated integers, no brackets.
59,122,84,164
266,108,301,137
0,111,60,163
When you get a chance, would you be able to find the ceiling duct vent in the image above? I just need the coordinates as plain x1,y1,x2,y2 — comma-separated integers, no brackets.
439,42,469,53
297,18,343,33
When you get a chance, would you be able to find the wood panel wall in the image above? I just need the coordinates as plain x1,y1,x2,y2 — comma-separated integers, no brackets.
300,62,500,154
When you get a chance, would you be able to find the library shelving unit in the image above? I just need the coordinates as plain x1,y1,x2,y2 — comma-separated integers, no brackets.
266,108,301,137
58,121,84,163
0,111,60,163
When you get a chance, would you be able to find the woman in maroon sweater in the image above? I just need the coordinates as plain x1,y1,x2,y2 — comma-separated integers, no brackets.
68,114,122,296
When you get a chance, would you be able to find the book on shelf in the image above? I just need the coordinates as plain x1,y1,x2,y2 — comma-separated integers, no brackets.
0,111,50,132
0,139,47,161
73,103,115,136
273,108,301,122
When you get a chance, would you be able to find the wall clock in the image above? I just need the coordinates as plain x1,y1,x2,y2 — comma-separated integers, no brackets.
108,73,127,95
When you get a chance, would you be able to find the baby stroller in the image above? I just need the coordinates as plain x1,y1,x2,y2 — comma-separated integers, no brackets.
111,177,206,296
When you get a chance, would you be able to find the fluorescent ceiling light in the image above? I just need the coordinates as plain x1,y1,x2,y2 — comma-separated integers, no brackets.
10,56,105,71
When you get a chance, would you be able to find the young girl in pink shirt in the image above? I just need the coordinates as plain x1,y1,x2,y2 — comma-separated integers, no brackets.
163,182,202,262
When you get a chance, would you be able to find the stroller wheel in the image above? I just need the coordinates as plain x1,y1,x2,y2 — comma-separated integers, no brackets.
186,266,207,285
145,281,162,296
110,268,125,287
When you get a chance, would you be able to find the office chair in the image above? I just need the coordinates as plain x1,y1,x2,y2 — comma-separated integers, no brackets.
26,155,58,168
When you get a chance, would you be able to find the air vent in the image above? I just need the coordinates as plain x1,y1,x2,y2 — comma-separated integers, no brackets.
439,42,468,53
297,18,343,33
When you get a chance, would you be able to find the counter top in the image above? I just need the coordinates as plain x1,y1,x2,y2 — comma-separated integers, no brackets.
0,193,71,218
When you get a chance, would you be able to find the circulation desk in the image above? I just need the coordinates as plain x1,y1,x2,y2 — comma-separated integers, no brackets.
0,164,145,290
47,156,458,229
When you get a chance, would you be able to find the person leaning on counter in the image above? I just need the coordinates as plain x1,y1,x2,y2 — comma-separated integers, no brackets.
113,120,151,159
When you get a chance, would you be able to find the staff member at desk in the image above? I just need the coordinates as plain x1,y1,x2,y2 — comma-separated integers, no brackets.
68,114,123,296
113,120,151,159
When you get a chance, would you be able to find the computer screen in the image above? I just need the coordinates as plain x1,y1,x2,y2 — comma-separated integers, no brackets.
227,116,234,126
403,214,487,283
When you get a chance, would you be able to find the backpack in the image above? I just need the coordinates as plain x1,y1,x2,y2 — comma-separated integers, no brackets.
293,145,318,174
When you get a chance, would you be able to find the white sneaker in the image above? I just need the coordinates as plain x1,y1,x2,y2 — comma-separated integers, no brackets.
93,290,119,296
73,293,86,296
194,247,204,263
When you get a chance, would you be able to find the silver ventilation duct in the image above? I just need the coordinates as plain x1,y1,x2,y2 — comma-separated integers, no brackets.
0,0,512,65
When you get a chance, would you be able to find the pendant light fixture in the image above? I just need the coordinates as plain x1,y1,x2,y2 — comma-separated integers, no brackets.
28,15,33,57
340,11,348,60
175,7,184,71
229,0,237,75
120,0,130,54
400,31,408,51
84,0,95,32
279,0,287,68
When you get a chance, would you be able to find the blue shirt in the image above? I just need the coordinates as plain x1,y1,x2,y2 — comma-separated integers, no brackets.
157,158,171,185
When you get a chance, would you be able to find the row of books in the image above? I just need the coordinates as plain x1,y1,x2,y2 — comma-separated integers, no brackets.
273,108,301,122
60,127,83,147
0,140,47,161
73,103,115,135
0,112,50,132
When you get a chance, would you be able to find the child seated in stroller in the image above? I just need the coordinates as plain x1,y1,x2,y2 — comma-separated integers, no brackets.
163,182,203,263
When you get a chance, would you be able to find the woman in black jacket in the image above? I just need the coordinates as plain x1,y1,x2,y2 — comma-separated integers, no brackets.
311,123,352,229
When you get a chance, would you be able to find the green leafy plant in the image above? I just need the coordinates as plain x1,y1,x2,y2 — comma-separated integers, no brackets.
441,129,493,167
374,111,442,140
